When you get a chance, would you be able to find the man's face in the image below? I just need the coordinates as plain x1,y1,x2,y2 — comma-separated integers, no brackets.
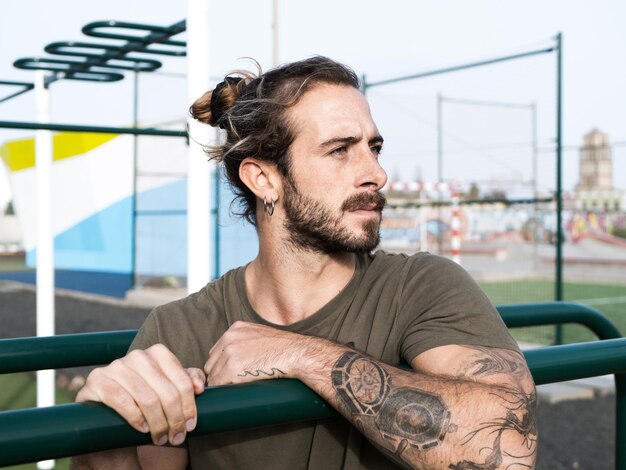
280,84,388,253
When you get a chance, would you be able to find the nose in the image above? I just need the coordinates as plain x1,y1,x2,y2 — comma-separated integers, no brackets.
356,148,388,190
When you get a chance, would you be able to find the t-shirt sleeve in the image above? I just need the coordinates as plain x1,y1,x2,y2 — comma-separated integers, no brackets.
398,254,519,363
128,309,161,352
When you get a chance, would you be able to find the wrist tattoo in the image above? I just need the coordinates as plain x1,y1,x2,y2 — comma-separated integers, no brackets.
237,368,286,378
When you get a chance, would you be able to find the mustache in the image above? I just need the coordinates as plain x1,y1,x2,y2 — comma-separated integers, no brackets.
341,191,387,212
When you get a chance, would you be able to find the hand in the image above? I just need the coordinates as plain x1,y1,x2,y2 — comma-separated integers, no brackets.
204,321,311,386
76,344,206,447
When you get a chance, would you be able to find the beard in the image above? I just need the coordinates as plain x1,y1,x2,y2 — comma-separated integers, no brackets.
282,177,386,254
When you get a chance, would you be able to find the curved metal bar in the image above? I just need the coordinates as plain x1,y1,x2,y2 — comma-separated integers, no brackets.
0,302,621,374
82,20,186,56
13,58,124,82
44,42,163,72
1,338,625,467
497,301,622,340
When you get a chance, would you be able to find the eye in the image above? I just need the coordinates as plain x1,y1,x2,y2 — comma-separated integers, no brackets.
371,144,383,157
331,146,348,156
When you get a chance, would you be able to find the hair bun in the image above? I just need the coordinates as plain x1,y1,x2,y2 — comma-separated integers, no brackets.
210,77,243,127
190,76,243,127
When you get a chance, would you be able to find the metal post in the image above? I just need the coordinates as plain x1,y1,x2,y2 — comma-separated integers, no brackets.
436,92,443,255
34,70,55,470
131,68,139,288
186,0,213,293
272,0,279,66
214,151,221,280
531,102,538,271
555,32,564,344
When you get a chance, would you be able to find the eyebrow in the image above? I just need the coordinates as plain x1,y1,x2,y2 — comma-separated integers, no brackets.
318,135,384,150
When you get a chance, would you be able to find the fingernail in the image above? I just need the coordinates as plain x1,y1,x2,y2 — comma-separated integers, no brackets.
172,433,185,446
186,418,196,432
156,435,168,446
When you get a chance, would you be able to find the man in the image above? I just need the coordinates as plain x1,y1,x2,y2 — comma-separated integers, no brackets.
71,56,537,469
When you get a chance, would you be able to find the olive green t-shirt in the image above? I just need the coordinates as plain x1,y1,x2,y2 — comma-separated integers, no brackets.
130,251,518,469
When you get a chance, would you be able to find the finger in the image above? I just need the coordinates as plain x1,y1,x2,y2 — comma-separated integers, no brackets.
78,369,150,435
151,348,201,437
129,346,189,446
186,368,206,394
107,356,171,445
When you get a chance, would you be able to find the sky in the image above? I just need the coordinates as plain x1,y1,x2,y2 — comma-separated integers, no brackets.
1,0,625,209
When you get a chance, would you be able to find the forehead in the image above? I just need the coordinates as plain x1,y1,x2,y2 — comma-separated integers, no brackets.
287,84,379,144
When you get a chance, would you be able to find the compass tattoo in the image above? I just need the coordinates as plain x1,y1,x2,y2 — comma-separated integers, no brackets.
332,351,454,456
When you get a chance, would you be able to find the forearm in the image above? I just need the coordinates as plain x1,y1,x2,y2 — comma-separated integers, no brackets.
296,340,537,469
70,448,141,470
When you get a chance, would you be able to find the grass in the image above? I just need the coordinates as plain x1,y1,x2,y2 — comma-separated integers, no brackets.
0,253,30,272
0,373,75,470
480,279,626,345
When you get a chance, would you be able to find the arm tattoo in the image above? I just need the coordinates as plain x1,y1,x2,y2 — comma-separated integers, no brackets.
237,368,286,378
332,352,453,455
459,346,526,378
332,351,537,469
450,387,537,470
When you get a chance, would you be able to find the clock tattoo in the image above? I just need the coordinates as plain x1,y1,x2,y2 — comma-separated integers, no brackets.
332,351,391,415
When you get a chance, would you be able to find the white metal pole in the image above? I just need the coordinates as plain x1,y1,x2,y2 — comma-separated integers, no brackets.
35,70,55,470
272,0,279,66
187,0,213,294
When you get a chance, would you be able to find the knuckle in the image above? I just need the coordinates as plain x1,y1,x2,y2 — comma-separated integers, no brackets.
139,390,160,409
160,388,180,408
178,377,194,396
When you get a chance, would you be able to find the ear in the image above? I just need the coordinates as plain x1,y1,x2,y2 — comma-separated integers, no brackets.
239,157,281,202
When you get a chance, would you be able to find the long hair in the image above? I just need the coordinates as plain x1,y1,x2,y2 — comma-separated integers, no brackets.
189,56,360,226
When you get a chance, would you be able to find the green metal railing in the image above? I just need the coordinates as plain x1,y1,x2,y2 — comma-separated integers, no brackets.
0,302,619,374
0,301,624,466
0,339,625,467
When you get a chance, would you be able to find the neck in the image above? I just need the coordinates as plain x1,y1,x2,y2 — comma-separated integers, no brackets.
245,236,357,326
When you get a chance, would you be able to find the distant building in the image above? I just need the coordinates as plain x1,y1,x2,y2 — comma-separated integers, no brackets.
575,128,622,212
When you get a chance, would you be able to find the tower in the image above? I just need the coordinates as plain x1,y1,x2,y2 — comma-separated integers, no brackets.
575,129,621,211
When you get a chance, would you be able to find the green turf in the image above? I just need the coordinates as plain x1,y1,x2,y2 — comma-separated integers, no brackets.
480,279,626,345
0,254,29,272
0,373,75,469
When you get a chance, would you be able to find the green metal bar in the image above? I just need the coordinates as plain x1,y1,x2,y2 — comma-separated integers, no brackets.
364,47,555,89
555,33,564,346
0,120,187,137
0,379,336,466
0,302,620,374
497,301,622,340
1,339,625,467
0,80,34,104
0,331,136,374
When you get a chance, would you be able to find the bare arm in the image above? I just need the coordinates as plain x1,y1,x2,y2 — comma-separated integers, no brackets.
205,322,537,469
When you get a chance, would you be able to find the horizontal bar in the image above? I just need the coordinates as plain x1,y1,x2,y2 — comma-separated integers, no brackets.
365,47,555,89
526,338,626,384
386,197,554,209
0,120,187,137
0,302,619,374
0,379,336,466
1,338,625,466
498,301,622,340
0,330,136,374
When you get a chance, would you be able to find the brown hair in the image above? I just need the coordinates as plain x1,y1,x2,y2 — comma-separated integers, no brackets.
189,56,360,226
